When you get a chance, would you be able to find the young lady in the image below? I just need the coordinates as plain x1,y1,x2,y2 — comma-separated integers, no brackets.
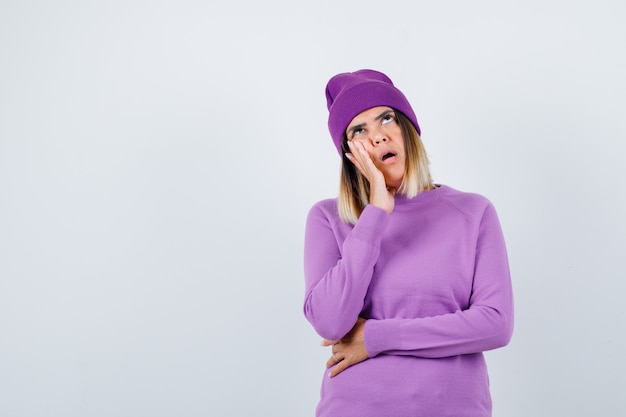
304,69,513,417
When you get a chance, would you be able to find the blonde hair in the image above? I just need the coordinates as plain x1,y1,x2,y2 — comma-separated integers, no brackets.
338,111,433,224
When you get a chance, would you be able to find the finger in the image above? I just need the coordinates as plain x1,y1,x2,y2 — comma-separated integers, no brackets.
345,148,365,170
326,343,341,367
346,153,368,178
320,339,338,347
350,143,384,182
326,355,340,368
329,359,349,377
346,143,378,180
348,142,372,167
351,141,374,164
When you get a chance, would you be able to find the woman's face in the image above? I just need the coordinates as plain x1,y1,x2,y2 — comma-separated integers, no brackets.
346,106,406,189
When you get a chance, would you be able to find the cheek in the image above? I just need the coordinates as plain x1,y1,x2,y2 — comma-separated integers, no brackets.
396,138,406,157
369,152,381,166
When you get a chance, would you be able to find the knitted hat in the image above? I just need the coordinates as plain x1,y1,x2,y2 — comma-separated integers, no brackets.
325,69,420,155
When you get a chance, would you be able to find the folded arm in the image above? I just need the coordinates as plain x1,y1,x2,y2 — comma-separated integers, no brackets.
364,203,514,358
303,203,390,341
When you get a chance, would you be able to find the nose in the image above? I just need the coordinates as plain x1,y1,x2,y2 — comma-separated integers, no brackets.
370,128,387,146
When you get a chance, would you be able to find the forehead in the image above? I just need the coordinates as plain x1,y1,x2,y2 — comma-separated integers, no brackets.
347,106,394,127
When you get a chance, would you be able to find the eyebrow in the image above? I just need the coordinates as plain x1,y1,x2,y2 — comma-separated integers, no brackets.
347,109,395,137
375,109,395,121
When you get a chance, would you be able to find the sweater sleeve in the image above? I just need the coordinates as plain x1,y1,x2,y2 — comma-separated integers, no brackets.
303,203,390,341
364,202,514,358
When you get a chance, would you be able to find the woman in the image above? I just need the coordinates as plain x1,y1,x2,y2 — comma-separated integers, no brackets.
303,69,514,417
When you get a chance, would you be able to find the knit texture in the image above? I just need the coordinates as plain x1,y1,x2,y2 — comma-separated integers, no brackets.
303,185,513,417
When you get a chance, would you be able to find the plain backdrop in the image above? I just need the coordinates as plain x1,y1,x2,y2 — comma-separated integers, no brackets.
1,1,625,416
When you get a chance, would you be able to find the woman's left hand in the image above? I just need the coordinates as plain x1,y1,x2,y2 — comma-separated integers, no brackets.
321,317,369,377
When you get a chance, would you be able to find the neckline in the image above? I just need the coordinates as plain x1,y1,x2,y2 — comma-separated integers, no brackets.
394,184,446,206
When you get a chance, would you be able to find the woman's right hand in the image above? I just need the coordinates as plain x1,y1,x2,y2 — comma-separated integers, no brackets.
346,141,395,214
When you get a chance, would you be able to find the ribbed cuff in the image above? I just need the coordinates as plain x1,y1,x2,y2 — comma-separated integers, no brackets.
350,204,390,243
364,318,397,358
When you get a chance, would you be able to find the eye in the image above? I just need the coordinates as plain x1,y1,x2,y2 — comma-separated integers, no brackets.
381,113,395,125
348,127,365,140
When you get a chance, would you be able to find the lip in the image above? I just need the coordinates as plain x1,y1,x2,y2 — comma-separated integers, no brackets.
378,149,398,163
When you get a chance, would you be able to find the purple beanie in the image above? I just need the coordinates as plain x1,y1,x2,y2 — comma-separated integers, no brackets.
325,69,420,155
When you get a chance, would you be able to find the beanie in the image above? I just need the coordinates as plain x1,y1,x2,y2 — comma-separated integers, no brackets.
325,69,420,155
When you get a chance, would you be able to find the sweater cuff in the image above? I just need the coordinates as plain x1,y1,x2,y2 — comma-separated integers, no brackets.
364,318,396,358
350,204,390,243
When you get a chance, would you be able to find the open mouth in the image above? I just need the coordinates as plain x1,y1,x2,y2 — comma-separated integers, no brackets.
382,152,396,161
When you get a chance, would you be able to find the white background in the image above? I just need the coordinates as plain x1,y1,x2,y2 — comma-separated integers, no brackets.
1,1,625,416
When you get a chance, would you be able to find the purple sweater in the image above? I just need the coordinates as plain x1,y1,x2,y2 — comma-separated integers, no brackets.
303,185,513,417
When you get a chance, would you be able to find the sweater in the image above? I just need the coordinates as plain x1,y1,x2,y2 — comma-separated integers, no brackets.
303,185,513,417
